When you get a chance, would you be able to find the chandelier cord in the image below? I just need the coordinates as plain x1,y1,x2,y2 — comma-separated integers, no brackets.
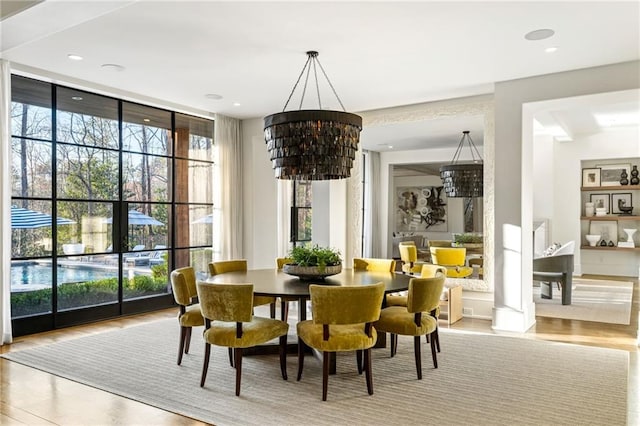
451,131,482,164
281,51,347,112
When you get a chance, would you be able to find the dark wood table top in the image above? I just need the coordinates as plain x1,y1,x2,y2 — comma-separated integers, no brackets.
204,268,411,298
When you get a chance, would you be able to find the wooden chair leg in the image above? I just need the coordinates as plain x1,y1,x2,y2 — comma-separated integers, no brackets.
177,326,187,365
296,338,305,381
200,343,211,387
270,302,276,319
414,335,422,380
365,348,374,395
184,326,192,354
434,328,441,353
228,347,234,367
279,335,288,380
322,351,330,401
234,347,243,396
430,332,438,369
390,333,398,357
356,349,363,374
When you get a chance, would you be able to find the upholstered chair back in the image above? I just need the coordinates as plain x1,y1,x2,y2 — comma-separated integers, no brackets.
209,259,248,276
352,258,396,272
276,257,293,269
197,282,254,323
310,282,385,325
406,275,445,314
170,266,198,306
399,243,418,264
430,247,467,266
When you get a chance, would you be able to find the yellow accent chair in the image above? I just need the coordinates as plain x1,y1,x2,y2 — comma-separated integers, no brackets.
352,258,396,272
374,275,445,379
209,260,277,318
196,282,289,396
169,266,204,365
276,257,297,321
296,282,385,401
429,247,473,278
399,241,426,275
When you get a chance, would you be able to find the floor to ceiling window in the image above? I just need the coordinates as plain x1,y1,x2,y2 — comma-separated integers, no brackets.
10,75,215,336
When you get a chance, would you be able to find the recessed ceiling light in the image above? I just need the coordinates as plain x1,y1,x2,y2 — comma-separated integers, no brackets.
545,46,558,53
143,118,151,123
524,29,555,41
67,54,83,61
101,63,125,72
71,96,83,101
205,93,223,100
233,102,241,107
388,145,394,149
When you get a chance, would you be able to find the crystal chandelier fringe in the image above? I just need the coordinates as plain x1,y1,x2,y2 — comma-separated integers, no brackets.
264,51,362,180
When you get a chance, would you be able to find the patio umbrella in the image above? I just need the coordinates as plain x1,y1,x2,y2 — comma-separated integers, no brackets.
11,205,75,229
104,210,163,226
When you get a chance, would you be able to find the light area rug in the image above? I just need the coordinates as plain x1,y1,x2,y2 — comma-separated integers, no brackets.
3,319,629,426
533,278,633,325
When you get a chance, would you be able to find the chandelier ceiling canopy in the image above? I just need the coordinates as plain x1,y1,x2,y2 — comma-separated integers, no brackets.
439,130,483,198
264,51,362,180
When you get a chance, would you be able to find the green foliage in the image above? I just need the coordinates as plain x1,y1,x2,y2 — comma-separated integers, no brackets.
288,244,342,269
453,232,483,244
150,253,168,279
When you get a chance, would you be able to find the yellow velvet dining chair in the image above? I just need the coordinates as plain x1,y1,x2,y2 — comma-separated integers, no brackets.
296,282,385,401
352,258,396,272
276,257,296,321
398,241,426,275
429,247,473,278
374,274,445,379
169,266,205,365
209,260,277,318
196,281,289,396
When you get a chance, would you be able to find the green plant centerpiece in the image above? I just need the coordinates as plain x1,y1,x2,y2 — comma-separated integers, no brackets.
452,232,483,246
283,244,342,280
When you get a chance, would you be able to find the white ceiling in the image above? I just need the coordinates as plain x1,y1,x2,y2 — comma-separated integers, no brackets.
1,1,639,152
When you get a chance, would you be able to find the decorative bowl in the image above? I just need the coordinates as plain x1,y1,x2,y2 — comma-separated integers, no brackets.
585,234,600,247
282,264,342,280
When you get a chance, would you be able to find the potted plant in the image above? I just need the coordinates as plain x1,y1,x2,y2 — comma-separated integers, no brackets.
283,244,342,279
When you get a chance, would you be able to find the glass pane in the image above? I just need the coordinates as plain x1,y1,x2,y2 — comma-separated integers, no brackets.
175,204,213,248
174,159,213,203
56,145,119,200
11,260,52,316
11,200,54,258
295,181,312,207
174,248,211,280
123,153,171,202
12,138,52,198
122,102,172,156
56,87,119,149
123,249,170,301
125,203,169,251
11,75,52,140
296,207,312,241
56,260,118,311
175,113,214,161
56,201,113,256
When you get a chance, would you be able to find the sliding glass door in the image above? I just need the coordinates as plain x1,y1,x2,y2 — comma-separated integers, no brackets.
10,75,214,335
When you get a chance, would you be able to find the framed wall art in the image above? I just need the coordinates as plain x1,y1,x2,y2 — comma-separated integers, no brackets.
596,163,630,186
589,193,610,214
611,193,632,214
581,167,601,187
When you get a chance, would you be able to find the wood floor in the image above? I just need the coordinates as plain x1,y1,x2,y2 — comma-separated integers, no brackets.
2,275,638,425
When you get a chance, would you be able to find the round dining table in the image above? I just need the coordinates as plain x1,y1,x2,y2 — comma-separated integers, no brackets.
205,268,412,321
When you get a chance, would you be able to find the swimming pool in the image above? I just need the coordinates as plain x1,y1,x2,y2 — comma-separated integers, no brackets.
11,262,118,291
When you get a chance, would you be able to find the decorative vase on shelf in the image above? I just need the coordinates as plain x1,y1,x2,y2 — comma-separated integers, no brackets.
620,169,629,185
631,165,639,185
585,202,595,217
